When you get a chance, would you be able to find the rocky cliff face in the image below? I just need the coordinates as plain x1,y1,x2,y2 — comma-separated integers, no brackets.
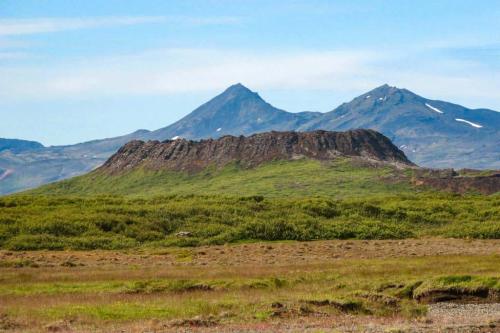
101,129,413,174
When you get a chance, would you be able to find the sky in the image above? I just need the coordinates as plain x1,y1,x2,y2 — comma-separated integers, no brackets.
1,0,499,146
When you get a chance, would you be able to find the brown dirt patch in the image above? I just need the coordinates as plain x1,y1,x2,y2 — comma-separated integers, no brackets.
1,238,498,272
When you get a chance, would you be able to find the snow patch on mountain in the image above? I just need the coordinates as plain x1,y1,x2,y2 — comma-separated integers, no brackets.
455,119,483,128
425,103,444,114
0,169,13,181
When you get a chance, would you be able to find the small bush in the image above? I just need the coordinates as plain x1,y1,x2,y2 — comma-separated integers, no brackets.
6,234,64,251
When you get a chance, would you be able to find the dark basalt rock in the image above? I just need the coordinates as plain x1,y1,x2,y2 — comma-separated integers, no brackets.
100,129,414,174
413,173,500,195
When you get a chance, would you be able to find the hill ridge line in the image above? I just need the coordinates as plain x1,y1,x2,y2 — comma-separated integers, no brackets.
101,129,413,175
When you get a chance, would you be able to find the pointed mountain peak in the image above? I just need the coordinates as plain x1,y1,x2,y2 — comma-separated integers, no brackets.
369,84,422,97
223,83,254,95
358,84,422,103
177,83,269,122
369,84,400,94
213,83,264,105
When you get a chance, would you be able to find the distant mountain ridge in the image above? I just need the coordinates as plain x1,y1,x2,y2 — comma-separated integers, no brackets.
0,138,44,153
299,84,500,168
1,83,499,194
0,130,151,195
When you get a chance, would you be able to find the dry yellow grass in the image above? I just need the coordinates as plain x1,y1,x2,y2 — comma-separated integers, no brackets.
1,239,499,332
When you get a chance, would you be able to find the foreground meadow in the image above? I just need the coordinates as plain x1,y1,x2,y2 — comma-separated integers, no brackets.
1,239,499,332
1,160,499,332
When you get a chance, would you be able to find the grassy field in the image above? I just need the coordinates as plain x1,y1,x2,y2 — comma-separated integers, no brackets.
0,239,499,332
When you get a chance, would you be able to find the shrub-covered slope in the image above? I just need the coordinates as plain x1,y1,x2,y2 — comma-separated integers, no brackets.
1,191,499,250
3,157,498,250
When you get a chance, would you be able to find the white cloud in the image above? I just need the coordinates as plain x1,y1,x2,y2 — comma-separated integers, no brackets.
0,47,499,110
0,48,380,98
0,16,239,36
0,38,32,49
0,17,165,36
0,51,28,60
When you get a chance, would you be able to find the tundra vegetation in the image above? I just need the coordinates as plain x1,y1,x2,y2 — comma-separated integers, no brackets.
0,191,498,251
0,159,498,331
2,159,497,250
0,242,499,332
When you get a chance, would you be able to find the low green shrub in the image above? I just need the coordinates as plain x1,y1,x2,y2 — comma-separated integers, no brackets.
0,192,498,250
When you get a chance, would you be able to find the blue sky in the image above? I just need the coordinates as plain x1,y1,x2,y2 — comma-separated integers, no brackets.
1,0,499,145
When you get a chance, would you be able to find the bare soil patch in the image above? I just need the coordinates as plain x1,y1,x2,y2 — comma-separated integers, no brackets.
1,238,498,271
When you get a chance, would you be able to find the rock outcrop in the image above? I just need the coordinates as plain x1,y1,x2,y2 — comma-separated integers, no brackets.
100,129,413,174
413,172,500,195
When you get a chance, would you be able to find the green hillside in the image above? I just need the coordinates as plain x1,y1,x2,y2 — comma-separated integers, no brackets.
0,158,497,250
31,158,416,197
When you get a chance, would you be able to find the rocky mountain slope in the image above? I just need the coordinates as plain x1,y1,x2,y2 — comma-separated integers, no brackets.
1,83,499,195
146,83,321,141
300,84,500,169
102,129,412,175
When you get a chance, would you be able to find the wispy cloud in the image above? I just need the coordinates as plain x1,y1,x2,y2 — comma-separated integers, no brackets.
0,38,32,49
0,16,165,36
0,47,499,110
0,16,240,36
0,51,27,60
0,48,380,97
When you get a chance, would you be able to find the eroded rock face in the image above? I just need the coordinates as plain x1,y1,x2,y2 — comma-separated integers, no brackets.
101,129,413,174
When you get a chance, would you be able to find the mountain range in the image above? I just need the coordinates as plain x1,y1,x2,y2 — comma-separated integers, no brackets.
1,83,499,195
